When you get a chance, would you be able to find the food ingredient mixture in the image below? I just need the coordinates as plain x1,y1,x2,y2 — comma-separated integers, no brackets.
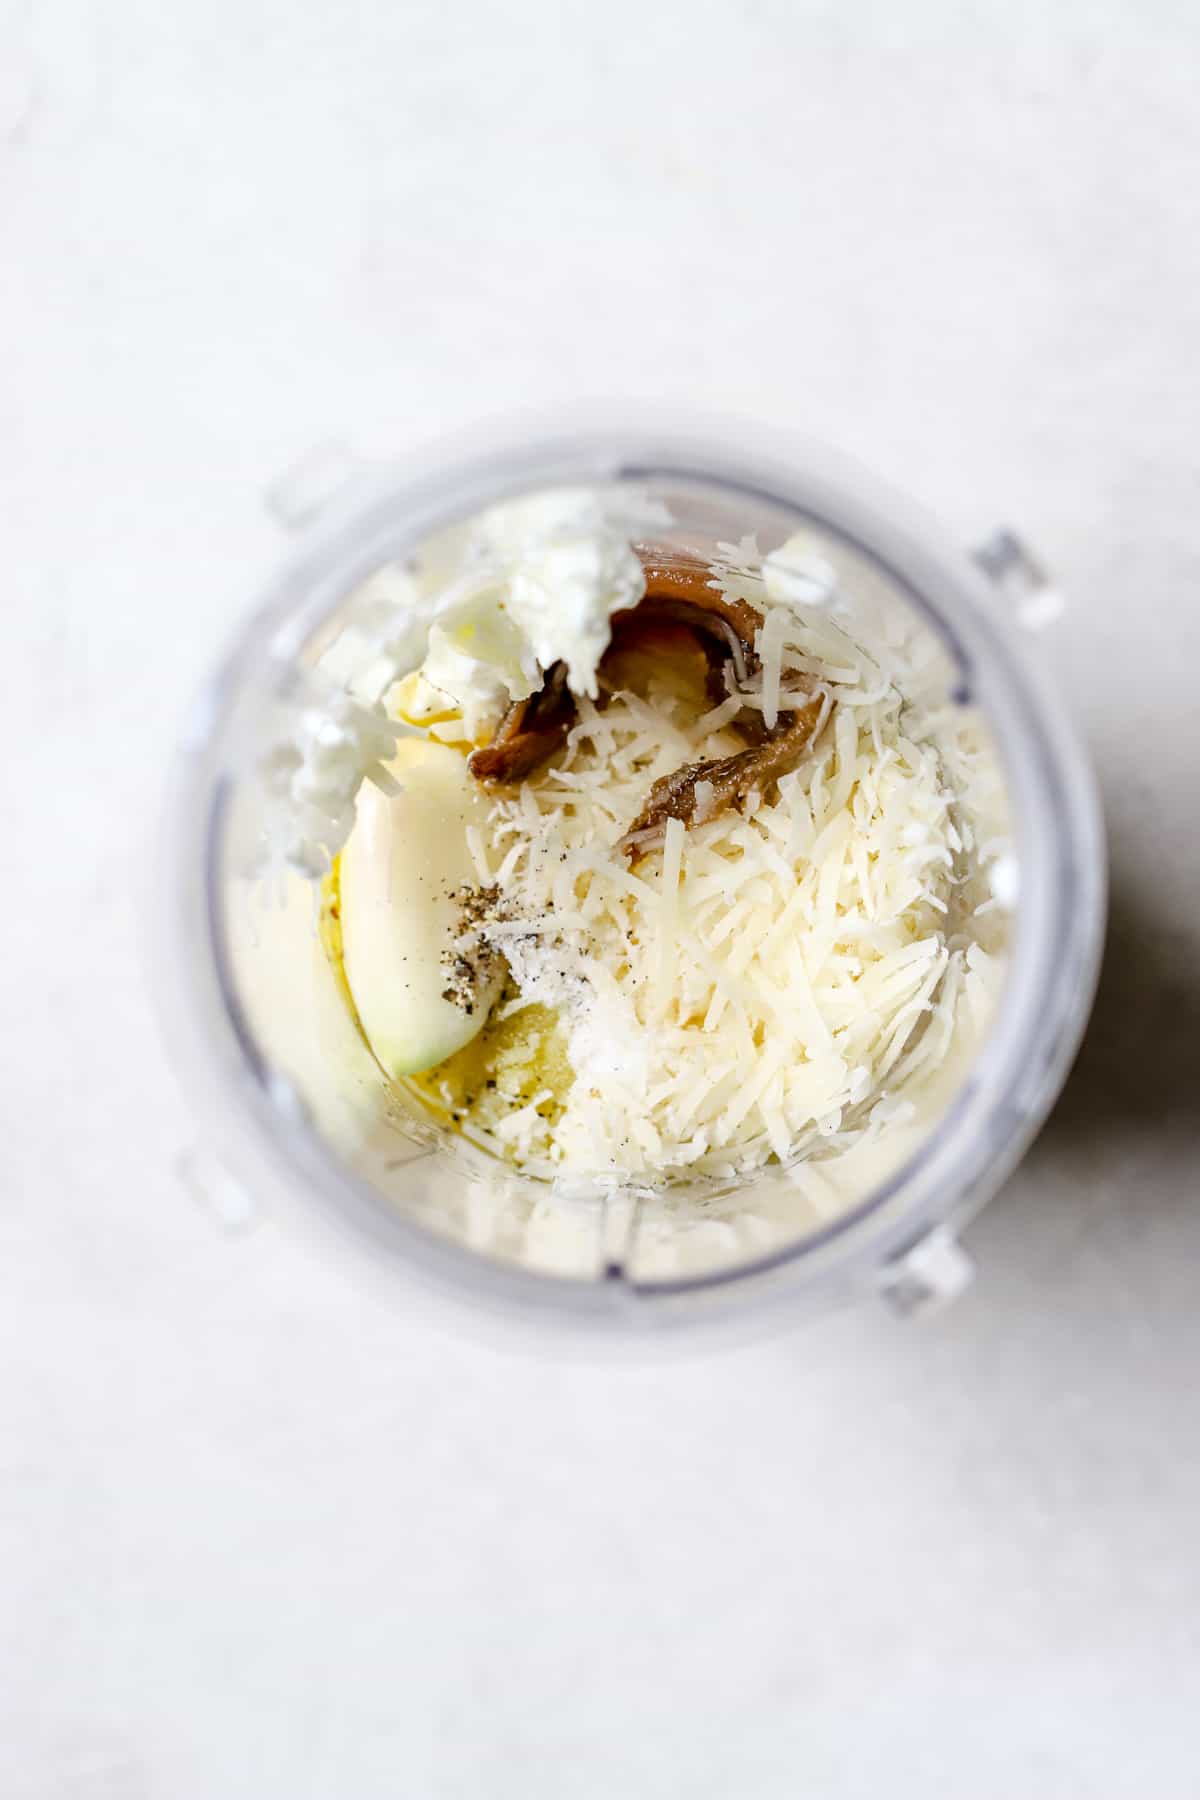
269,488,1010,1188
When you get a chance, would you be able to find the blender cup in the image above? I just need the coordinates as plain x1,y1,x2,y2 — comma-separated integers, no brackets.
156,421,1105,1333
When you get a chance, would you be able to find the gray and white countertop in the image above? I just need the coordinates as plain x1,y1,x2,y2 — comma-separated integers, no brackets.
4,4,1199,1795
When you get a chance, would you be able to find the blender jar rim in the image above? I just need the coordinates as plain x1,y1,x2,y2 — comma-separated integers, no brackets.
157,420,1106,1331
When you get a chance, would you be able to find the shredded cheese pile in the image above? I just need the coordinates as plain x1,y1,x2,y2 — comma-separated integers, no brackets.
416,594,1002,1184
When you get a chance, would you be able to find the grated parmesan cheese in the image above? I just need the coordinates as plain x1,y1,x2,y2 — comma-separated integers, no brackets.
418,598,999,1185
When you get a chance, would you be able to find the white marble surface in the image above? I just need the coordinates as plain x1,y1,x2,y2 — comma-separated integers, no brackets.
4,4,1200,1795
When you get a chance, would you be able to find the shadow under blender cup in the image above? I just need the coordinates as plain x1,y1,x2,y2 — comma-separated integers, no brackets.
157,422,1106,1335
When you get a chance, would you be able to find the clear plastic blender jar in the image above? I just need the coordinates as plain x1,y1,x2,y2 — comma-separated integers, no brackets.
156,421,1105,1334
